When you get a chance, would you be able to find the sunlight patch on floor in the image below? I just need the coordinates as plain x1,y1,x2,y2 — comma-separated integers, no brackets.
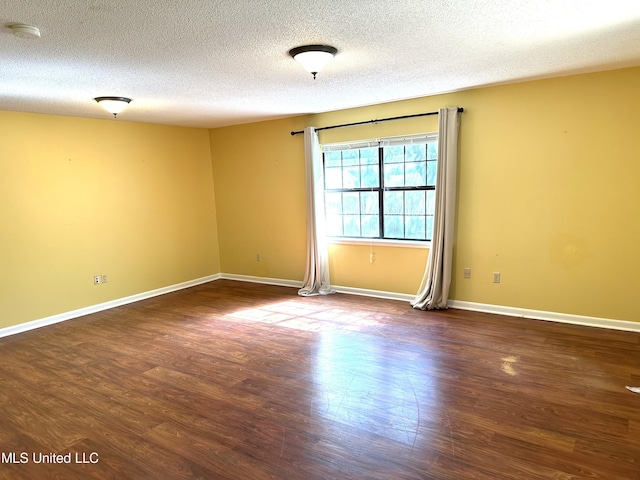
223,300,382,332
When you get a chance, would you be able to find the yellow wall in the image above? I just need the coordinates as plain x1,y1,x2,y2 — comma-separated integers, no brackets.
210,66,640,322
3,66,639,329
327,243,428,295
209,116,309,281
449,67,640,322
0,111,220,328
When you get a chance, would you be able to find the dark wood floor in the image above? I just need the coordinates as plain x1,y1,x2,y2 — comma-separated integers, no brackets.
0,280,639,479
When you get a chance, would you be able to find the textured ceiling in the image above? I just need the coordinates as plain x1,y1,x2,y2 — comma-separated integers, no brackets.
2,0,640,128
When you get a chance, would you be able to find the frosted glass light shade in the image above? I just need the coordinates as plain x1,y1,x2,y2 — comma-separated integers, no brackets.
11,24,41,39
289,45,337,79
94,97,132,117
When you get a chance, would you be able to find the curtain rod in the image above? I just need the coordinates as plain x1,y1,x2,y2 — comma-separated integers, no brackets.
290,107,463,136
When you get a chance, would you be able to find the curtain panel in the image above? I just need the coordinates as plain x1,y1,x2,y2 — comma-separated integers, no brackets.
298,127,334,296
411,107,461,310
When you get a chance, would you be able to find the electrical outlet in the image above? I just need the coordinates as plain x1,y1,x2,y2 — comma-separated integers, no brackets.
93,275,101,285
464,267,471,279
493,272,501,283
101,274,108,284
256,254,261,262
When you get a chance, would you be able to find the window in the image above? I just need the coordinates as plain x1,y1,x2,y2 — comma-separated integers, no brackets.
323,134,438,242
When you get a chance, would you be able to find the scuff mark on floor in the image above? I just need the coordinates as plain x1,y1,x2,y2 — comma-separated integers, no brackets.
407,378,421,448
444,407,456,460
501,356,519,376
276,426,285,466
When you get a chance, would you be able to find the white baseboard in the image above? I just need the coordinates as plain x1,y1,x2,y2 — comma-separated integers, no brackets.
331,285,415,302
220,273,302,288
4,273,639,339
448,300,640,333
0,274,221,339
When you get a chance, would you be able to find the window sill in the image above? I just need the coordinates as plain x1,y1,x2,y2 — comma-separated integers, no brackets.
326,237,430,249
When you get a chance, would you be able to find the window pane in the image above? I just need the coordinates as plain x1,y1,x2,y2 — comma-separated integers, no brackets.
383,163,404,187
384,215,403,238
325,192,342,214
405,191,426,215
426,190,435,214
323,141,434,242
383,191,403,214
426,216,434,240
325,151,342,167
326,215,343,236
361,165,379,188
360,147,378,164
426,160,437,186
344,215,361,236
342,149,359,166
382,143,431,188
427,142,438,160
405,161,426,186
405,144,426,162
360,191,379,214
325,167,342,189
405,215,426,240
343,166,360,188
342,192,360,214
361,215,379,237
383,146,404,164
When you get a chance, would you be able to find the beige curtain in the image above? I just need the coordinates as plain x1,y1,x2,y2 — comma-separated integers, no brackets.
411,107,461,310
298,127,334,296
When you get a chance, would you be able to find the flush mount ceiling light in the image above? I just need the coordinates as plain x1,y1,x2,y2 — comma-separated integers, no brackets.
289,45,337,79
94,97,132,118
10,23,41,39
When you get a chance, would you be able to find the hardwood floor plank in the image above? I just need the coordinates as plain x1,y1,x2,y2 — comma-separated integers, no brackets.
1,279,639,479
573,436,640,474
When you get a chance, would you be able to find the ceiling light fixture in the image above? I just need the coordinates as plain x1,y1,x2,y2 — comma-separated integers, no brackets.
94,97,132,118
10,24,41,39
289,45,337,79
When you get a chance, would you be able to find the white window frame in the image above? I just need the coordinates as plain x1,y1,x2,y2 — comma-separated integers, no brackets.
322,133,437,247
